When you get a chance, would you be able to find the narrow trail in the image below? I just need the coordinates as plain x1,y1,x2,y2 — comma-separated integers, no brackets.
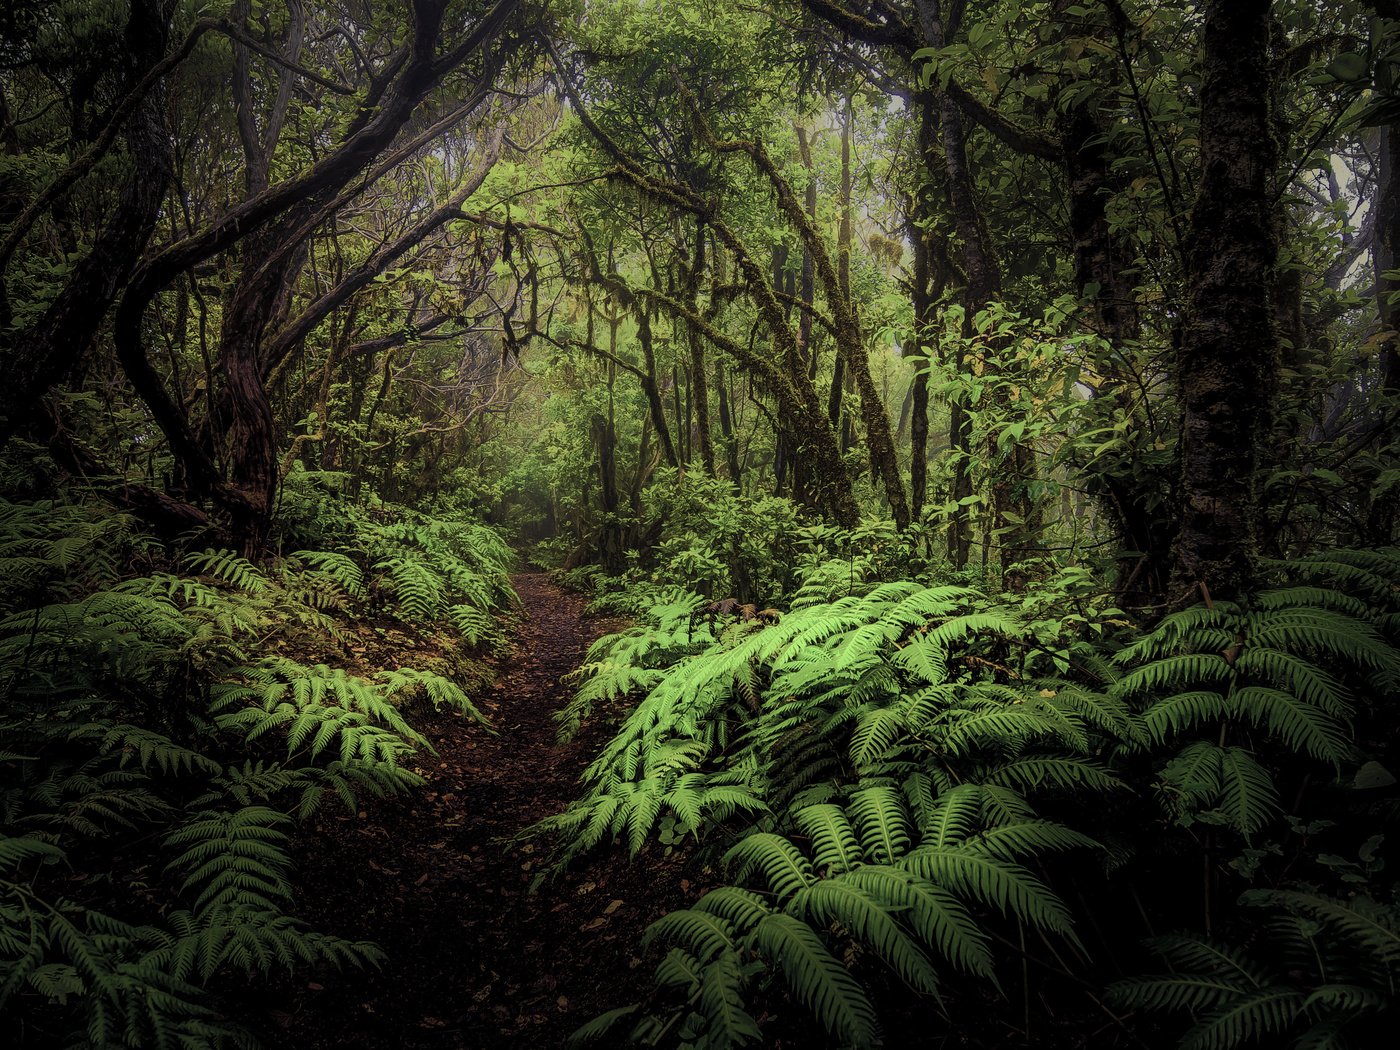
253,571,692,1049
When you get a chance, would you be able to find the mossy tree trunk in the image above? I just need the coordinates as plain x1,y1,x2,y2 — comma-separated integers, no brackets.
1170,0,1279,603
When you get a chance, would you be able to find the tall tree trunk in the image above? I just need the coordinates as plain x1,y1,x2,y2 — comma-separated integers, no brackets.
1367,6,1400,544
687,219,716,475
796,125,819,375
1170,0,1279,603
904,92,948,523
906,225,934,518
636,306,679,467
217,248,288,549
715,361,744,485
595,314,623,572
917,2,990,567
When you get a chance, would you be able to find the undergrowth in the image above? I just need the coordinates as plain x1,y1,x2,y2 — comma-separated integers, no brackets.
0,486,514,1048
550,544,1400,1049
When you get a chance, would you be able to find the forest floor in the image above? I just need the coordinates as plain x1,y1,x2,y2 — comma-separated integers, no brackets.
241,570,697,1049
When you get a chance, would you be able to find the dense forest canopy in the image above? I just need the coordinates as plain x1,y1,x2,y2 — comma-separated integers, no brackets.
2,0,1399,1047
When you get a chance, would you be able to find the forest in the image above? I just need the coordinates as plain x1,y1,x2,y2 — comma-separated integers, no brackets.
1,0,1398,1046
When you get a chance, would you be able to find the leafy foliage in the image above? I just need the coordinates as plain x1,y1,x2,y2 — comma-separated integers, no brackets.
1111,888,1398,1049
566,547,1400,1047
0,494,509,1046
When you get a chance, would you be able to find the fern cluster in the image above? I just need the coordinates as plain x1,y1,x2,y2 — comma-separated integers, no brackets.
1115,561,1398,839
580,780,1095,1048
298,515,514,645
0,494,510,1047
541,568,1132,1044
1111,886,1398,1049
563,549,1400,1048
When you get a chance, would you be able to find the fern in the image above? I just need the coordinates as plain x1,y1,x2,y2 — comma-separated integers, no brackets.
1114,573,1399,839
165,806,295,914
597,776,1089,1046
0,494,513,1047
292,549,367,598
754,912,884,1048
1112,889,1399,1049
184,549,271,593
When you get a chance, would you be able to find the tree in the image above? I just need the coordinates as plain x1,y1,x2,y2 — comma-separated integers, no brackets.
1170,0,1279,602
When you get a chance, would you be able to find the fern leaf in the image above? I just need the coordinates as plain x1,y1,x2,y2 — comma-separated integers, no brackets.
1217,747,1282,838
847,784,913,864
844,864,997,979
726,833,816,902
789,879,940,995
1232,686,1350,768
1181,986,1304,1050
643,909,737,964
568,1003,643,1047
753,912,881,1049
698,950,763,1045
792,804,862,875
900,847,1076,936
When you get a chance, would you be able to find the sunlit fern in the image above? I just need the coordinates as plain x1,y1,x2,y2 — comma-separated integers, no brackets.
575,778,1094,1048
545,579,1124,868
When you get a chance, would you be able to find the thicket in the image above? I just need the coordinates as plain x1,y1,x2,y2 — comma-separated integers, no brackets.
552,532,1400,1049
0,455,514,1047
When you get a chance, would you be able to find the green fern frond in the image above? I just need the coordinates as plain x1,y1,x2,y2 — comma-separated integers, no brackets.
293,550,367,599
1141,691,1234,743
753,912,882,1050
1231,686,1351,767
184,549,270,593
847,784,913,864
378,667,490,728
164,807,295,915
844,865,996,980
899,846,1076,936
1240,890,1400,965
693,887,774,930
793,803,862,875
696,950,764,1045
1109,973,1253,1012
643,908,738,964
374,555,447,621
1216,747,1282,838
450,604,497,645
568,1003,643,1047
1115,654,1233,698
980,756,1123,796
726,833,817,902
919,784,981,847
1180,986,1305,1050
71,724,221,777
789,879,941,994
965,819,1100,862
0,832,66,873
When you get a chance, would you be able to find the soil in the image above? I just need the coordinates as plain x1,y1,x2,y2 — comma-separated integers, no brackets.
244,571,698,1049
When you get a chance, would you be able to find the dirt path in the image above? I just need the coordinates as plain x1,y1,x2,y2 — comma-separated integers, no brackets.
250,571,693,1049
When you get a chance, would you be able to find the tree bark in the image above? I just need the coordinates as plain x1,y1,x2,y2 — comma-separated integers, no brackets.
686,218,716,475
1170,0,1279,603
1056,51,1174,610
